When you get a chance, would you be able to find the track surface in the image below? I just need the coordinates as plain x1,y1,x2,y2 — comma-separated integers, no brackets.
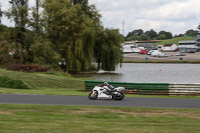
0,94,200,109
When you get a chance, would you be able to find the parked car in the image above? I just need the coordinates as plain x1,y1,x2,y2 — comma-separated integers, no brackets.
151,50,168,57
158,52,168,57
122,44,135,53
150,50,160,56
147,50,158,55
175,53,186,56
140,49,148,54
123,49,133,53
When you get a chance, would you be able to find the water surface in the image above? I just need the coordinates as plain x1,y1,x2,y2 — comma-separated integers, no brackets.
73,63,200,83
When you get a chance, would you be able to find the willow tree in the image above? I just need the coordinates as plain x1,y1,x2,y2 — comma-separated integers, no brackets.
31,39,61,67
94,29,124,71
42,0,97,72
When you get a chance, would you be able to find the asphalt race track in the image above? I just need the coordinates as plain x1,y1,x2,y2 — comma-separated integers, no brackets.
0,94,200,109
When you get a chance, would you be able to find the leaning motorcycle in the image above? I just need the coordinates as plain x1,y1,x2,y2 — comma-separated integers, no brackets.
88,83,125,100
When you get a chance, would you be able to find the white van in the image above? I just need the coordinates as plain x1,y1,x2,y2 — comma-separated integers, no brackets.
122,44,135,53
150,50,160,57
147,50,158,55
151,50,168,57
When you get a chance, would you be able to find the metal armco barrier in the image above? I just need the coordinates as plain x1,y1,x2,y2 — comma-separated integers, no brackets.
85,80,200,95
169,83,200,95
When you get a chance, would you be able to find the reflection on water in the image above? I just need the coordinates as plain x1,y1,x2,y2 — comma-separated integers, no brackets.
72,63,200,83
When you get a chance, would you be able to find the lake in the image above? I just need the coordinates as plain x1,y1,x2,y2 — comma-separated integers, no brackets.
72,63,200,83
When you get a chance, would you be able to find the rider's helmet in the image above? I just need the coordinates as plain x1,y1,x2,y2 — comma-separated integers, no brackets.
103,82,109,86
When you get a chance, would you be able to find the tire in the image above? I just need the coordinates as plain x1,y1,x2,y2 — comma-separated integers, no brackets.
88,91,98,100
113,92,125,100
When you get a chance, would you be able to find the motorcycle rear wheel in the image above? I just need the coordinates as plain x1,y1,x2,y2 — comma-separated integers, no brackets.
113,93,125,100
88,91,98,100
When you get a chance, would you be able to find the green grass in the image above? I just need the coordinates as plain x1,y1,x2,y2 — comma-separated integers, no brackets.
0,68,87,96
0,87,88,96
0,76,29,89
0,68,84,89
0,104,200,133
2,87,200,99
154,36,195,45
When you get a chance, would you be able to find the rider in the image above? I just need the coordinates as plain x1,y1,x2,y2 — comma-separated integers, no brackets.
103,82,114,92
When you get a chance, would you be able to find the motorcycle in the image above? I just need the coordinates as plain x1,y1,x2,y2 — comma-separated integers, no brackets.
88,82,125,100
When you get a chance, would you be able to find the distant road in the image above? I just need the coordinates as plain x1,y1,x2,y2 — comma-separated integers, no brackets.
0,94,200,109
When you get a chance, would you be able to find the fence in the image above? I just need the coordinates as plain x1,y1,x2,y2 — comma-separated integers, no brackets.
85,80,169,95
85,80,200,96
169,83,200,95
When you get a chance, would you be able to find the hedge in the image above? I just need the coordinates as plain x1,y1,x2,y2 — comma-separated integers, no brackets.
0,76,29,89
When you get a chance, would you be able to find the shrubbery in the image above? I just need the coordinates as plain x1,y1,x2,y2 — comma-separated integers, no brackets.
7,64,49,72
0,76,29,89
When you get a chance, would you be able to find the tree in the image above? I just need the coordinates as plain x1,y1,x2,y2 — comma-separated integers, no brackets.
140,34,150,40
0,4,2,24
0,41,14,64
126,29,144,38
31,38,61,67
1,0,122,72
94,29,123,71
30,0,41,33
71,0,88,6
126,36,141,41
145,29,157,39
185,29,198,37
198,24,200,30
156,34,166,40
157,31,173,39
42,0,97,72
70,0,89,13
174,34,184,38
125,29,144,41
6,0,30,63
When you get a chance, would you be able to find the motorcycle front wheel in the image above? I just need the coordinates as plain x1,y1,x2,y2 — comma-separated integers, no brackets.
113,93,125,100
88,91,98,100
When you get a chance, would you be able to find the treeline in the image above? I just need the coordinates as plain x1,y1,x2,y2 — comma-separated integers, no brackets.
125,29,199,41
0,0,124,72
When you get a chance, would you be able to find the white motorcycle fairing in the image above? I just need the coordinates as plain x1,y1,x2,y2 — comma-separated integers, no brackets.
91,86,125,99
114,87,125,92
92,86,112,99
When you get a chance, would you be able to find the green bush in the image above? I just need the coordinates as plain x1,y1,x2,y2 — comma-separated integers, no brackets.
0,76,29,89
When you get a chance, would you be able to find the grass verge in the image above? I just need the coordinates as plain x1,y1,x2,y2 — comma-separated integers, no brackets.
1,87,200,99
154,36,195,46
0,104,200,133
0,68,87,96
0,68,84,89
